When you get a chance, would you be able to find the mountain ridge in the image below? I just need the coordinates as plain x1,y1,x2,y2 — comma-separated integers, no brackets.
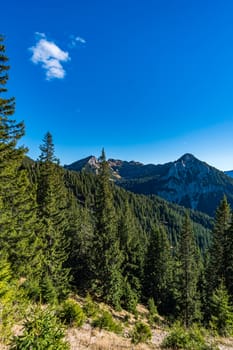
65,153,233,216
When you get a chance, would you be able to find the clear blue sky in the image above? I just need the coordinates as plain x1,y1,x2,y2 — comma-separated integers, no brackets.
2,0,233,169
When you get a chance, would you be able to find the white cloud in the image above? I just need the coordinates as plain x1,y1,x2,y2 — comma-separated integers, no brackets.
75,36,86,44
69,35,86,48
29,33,70,80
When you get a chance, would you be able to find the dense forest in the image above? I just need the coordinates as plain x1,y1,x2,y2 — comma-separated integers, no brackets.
1,35,233,349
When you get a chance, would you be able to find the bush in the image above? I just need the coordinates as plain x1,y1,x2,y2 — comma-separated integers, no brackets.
162,323,219,350
83,294,99,318
209,283,233,337
92,310,122,334
10,305,70,350
131,321,152,344
148,298,159,325
58,298,85,327
121,282,138,313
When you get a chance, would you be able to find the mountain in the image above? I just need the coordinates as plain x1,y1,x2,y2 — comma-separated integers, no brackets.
65,153,233,216
225,170,233,178
64,155,100,173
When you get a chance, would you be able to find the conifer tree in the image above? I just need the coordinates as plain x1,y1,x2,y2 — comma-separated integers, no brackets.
224,216,233,297
118,200,144,311
65,191,94,291
177,213,200,327
92,149,123,308
206,196,231,296
0,36,40,286
210,281,233,336
143,224,173,315
36,132,70,303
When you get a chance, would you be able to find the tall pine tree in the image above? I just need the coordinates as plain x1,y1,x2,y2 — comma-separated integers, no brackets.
36,132,70,303
0,35,40,284
143,224,173,315
177,213,200,327
118,200,144,312
91,149,123,309
206,196,231,295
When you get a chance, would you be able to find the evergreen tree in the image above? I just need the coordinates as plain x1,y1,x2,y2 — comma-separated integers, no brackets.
177,213,200,327
0,35,40,285
210,281,233,336
143,224,173,315
91,149,123,308
65,192,94,291
118,200,144,311
36,132,70,303
206,196,231,295
223,213,233,298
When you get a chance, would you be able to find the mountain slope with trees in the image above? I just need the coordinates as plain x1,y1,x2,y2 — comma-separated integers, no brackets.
66,153,233,216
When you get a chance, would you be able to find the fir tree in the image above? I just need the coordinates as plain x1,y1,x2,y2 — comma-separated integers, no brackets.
118,200,144,311
206,196,231,295
210,281,233,336
0,35,40,285
143,224,173,315
92,149,123,308
36,132,70,303
224,216,233,297
65,192,94,291
177,213,200,327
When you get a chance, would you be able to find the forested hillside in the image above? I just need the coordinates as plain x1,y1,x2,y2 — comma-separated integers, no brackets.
1,35,233,349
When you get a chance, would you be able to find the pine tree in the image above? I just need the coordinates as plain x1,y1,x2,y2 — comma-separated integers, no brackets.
0,36,40,286
224,216,233,297
65,192,94,291
177,213,200,327
91,149,123,308
143,224,173,315
118,200,144,311
206,196,231,295
36,132,70,303
210,281,233,336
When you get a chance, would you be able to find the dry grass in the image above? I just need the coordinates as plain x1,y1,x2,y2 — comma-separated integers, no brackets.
66,325,160,350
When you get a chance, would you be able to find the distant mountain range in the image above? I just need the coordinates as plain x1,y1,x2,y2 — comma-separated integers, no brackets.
65,154,233,216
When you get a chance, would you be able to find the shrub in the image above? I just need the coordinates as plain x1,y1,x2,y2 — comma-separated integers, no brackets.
148,298,159,325
131,321,152,344
92,310,122,334
58,298,85,327
121,282,138,314
83,294,99,318
10,305,70,350
209,283,233,337
162,323,219,350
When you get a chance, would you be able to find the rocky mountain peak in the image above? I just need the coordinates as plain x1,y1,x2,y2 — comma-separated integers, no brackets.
178,153,197,163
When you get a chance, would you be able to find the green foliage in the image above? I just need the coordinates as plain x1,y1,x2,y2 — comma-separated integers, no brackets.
177,213,201,326
131,321,152,344
121,281,138,313
209,282,233,336
0,255,15,341
148,297,159,325
58,298,85,327
92,310,122,334
83,294,99,318
206,196,231,298
36,133,70,303
10,305,70,350
91,149,123,308
162,323,218,350
144,224,173,315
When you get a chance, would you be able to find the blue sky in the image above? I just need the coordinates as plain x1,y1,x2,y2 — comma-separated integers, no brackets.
2,0,233,169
